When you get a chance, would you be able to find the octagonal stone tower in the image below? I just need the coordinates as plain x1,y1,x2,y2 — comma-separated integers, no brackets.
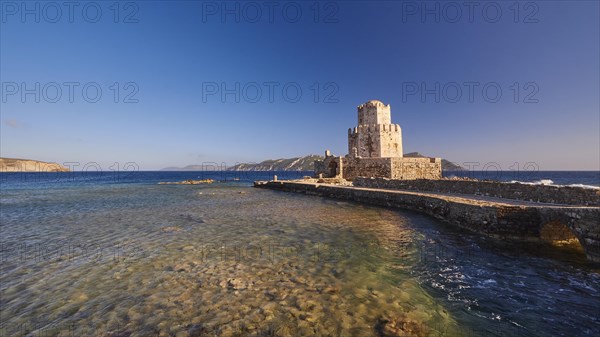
348,100,403,158
315,100,440,180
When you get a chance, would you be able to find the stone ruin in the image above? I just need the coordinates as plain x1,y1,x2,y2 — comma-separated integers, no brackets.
314,100,442,180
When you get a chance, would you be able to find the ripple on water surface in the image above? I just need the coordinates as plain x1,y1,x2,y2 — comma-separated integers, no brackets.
1,184,457,336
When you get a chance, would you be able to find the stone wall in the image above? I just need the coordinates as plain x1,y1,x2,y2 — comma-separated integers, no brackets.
348,124,402,158
314,157,442,181
354,177,600,206
357,100,390,125
390,158,442,180
254,180,600,262
341,157,392,180
348,100,403,158
314,155,342,178
379,124,403,158
349,125,381,158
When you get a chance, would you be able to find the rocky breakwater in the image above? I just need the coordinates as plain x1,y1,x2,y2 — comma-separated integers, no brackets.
354,177,600,206
0,157,69,172
254,179,600,263
158,179,214,185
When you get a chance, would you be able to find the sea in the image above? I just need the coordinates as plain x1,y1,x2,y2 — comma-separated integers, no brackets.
0,171,599,336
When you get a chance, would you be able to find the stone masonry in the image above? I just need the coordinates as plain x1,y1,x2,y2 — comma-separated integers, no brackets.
354,177,600,206
348,100,402,158
314,100,441,180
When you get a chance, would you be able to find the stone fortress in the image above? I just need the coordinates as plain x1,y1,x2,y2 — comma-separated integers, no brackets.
259,99,600,263
315,100,441,180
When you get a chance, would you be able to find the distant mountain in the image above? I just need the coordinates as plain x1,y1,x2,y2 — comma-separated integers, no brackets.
0,157,69,172
228,153,464,172
403,152,464,171
226,155,323,171
163,153,463,172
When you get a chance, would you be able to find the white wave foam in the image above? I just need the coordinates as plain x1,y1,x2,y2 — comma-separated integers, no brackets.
508,179,554,186
565,183,600,190
508,179,600,189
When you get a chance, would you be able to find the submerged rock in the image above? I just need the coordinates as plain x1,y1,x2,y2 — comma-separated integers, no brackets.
161,226,182,232
376,316,427,337
158,179,214,185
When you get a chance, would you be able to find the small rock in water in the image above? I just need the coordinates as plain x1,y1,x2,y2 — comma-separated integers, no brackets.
225,278,247,291
161,226,182,232
158,179,214,185
332,268,344,277
376,316,427,337
186,323,208,337
264,291,277,301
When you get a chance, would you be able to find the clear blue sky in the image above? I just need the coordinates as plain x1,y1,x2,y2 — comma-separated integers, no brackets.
1,1,598,170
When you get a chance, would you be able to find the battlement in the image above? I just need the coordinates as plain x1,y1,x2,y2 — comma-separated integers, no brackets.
357,99,391,125
348,124,400,135
357,99,386,109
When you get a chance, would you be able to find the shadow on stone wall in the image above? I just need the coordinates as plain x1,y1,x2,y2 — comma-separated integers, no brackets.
540,220,585,253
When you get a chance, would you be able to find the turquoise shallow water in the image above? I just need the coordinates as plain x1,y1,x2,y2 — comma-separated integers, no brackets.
1,172,599,336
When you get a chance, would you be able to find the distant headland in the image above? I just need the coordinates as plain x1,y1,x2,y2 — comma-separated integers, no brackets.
0,157,70,172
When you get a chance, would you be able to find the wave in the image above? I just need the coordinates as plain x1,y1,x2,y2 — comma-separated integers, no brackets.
508,179,600,190
566,183,600,190
508,179,554,185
